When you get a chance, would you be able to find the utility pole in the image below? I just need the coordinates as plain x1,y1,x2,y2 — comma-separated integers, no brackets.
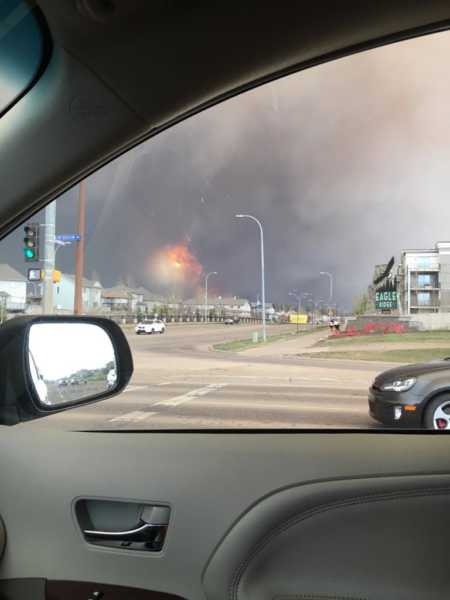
74,181,86,314
289,291,301,334
204,271,218,323
42,201,56,314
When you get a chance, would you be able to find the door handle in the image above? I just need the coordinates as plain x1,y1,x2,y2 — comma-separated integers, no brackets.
84,521,164,543
81,504,170,551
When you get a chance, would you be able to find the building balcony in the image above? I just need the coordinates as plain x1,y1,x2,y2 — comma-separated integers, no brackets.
408,267,440,273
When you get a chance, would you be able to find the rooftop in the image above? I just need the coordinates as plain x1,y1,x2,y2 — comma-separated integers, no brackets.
62,273,103,288
0,264,27,282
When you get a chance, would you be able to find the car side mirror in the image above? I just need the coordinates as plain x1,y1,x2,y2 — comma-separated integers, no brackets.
0,316,133,425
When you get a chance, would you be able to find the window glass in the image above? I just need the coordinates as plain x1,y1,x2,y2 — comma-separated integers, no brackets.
417,292,431,306
417,257,433,269
0,0,48,115
3,31,450,431
417,274,432,287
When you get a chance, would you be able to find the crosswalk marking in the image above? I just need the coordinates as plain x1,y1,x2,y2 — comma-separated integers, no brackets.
183,399,366,414
154,383,228,407
123,385,148,393
108,411,156,423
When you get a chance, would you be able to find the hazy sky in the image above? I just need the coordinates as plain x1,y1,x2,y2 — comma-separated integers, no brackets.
3,30,450,310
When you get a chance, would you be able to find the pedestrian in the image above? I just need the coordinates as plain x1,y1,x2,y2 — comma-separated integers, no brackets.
329,317,335,335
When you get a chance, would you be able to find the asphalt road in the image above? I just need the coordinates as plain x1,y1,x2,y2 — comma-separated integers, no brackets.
24,323,386,430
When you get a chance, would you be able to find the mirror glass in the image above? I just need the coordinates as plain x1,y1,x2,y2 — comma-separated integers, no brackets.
28,323,117,407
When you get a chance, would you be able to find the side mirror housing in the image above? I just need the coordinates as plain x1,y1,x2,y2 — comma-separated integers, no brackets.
0,316,133,425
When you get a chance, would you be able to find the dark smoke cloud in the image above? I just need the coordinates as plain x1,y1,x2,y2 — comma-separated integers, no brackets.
3,31,450,309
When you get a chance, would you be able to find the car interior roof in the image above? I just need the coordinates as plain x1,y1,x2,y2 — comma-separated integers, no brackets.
1,0,450,237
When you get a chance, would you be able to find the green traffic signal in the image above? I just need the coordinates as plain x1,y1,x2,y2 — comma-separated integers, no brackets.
23,223,40,262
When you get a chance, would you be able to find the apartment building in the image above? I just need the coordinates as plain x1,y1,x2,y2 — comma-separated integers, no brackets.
398,242,450,314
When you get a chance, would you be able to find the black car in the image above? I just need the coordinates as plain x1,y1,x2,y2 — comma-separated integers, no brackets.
369,358,450,429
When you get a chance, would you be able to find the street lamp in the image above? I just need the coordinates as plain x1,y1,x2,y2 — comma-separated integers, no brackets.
236,214,267,341
54,239,72,256
288,291,301,334
320,271,333,304
204,271,218,323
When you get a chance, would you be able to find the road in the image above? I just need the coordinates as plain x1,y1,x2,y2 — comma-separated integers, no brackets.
24,323,388,430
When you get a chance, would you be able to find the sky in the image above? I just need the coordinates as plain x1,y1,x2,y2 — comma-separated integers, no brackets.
2,30,450,310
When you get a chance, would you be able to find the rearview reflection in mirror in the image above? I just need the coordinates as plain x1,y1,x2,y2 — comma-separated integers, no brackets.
28,323,117,407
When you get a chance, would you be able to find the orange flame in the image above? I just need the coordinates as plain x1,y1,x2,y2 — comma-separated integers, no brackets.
149,243,203,288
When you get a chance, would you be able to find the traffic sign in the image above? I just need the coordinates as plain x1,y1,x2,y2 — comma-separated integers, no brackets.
56,234,80,242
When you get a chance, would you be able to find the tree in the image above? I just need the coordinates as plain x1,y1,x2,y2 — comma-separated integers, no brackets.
353,293,369,316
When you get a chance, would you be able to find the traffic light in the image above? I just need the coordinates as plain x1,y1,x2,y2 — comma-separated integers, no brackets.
23,223,40,262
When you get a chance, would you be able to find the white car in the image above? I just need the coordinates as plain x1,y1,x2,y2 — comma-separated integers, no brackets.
106,368,117,387
135,320,166,335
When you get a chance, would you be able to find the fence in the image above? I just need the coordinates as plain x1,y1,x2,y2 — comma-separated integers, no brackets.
107,314,267,326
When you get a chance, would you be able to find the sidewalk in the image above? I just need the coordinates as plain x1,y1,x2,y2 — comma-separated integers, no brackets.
241,329,328,357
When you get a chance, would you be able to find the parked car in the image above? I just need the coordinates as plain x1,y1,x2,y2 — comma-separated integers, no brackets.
136,319,166,335
224,318,234,325
369,358,450,429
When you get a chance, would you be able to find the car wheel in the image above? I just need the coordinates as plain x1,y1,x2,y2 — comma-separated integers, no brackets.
424,394,450,430
160,330,164,334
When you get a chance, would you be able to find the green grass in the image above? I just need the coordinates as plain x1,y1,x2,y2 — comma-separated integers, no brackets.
214,331,306,352
315,330,450,347
300,348,450,363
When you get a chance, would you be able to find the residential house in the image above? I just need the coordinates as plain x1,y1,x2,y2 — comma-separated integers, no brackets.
54,274,103,313
101,286,149,313
251,301,276,320
222,297,252,317
0,264,27,312
134,287,166,313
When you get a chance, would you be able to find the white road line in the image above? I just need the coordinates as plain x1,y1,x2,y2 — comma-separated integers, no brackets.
155,383,228,407
108,411,156,423
124,385,149,393
158,382,174,386
184,399,366,414
188,375,372,387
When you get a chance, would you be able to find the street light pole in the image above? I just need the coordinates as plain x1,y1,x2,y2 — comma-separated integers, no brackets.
320,271,333,305
289,291,301,334
204,271,218,323
236,214,267,342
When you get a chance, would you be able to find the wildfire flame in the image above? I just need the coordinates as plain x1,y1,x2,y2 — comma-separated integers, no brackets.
149,242,203,288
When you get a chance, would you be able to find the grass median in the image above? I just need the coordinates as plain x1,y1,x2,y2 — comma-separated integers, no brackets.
299,348,450,363
214,331,307,352
315,330,450,347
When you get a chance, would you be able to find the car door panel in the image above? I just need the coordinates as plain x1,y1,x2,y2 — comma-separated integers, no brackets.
0,578,183,600
0,430,450,599
204,473,450,600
